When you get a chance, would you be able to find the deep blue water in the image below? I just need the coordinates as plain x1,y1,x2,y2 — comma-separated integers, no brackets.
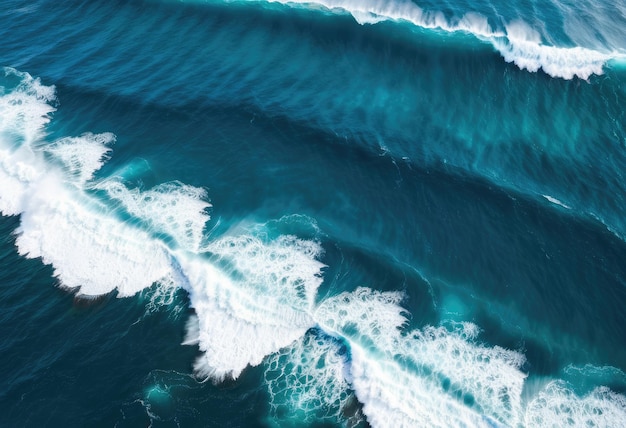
1,0,626,426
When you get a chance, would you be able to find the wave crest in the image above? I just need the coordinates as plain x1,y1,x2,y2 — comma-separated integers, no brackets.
2,67,626,426
244,0,621,79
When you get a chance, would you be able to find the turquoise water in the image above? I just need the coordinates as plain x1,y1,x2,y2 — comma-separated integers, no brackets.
1,0,626,426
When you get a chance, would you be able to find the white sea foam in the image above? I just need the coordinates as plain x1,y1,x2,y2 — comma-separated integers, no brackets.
15,183,173,296
312,288,626,427
0,145,41,216
525,381,626,427
0,68,56,145
44,133,114,185
1,67,325,382
315,288,527,427
258,0,620,79
347,340,498,427
98,179,211,252
542,194,571,209
205,234,324,312
141,281,186,318
0,68,55,215
180,234,325,381
264,331,358,424
0,68,173,297
493,21,611,80
563,364,626,387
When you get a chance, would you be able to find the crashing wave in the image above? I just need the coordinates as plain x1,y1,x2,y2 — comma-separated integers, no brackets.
236,0,622,79
1,67,625,426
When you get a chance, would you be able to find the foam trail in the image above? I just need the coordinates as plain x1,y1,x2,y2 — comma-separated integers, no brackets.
180,234,325,381
243,0,620,79
542,194,571,209
97,179,211,252
563,364,626,388
315,288,527,427
43,133,114,185
264,330,360,425
525,381,626,427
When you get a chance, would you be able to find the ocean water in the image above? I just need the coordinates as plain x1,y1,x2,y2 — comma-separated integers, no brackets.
1,0,626,426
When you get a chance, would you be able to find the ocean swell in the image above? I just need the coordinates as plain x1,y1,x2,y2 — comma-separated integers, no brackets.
2,67,626,426
218,0,623,79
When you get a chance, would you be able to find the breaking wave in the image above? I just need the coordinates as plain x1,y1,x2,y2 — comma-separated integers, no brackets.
214,0,623,79
2,67,625,426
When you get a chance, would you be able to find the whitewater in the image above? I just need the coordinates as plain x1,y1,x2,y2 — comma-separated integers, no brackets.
1,65,625,426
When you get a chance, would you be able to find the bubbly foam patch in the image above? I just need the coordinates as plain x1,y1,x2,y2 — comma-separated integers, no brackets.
0,68,55,215
0,146,42,215
0,68,173,296
250,0,619,79
316,288,527,426
525,381,626,427
180,235,325,381
44,133,114,185
348,340,496,427
15,181,173,296
98,179,211,252
206,234,325,313
0,67,56,145
140,279,188,319
493,37,610,80
264,330,360,425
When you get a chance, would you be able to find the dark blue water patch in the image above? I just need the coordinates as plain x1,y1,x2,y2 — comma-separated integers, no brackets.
0,0,498,109
411,165,626,370
115,366,271,427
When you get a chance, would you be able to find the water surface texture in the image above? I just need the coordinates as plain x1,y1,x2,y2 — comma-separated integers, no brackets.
1,0,626,426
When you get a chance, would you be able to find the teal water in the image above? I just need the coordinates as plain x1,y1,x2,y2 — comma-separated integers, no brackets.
1,0,626,426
